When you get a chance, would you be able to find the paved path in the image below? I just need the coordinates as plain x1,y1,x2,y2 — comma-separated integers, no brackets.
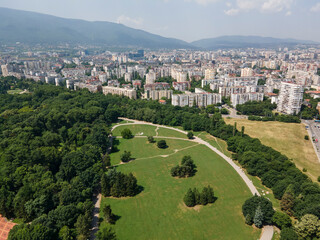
111,118,273,240
90,193,101,240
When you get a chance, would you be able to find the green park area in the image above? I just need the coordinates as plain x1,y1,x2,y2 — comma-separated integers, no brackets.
100,124,261,240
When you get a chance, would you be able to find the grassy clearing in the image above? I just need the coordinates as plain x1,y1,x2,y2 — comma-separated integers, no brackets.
7,89,22,94
157,127,188,138
101,126,261,240
224,118,320,182
112,124,157,137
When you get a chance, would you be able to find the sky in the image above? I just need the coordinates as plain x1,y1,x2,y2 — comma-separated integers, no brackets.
0,0,319,42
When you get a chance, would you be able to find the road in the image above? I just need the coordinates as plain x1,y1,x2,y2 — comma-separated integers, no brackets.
222,105,248,119
113,118,273,240
90,193,101,240
303,120,320,163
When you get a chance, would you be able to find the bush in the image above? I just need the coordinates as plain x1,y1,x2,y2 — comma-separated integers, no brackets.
304,135,309,140
272,211,292,229
302,168,307,172
183,186,216,207
220,108,229,115
157,140,167,149
280,228,298,240
318,176,320,182
187,132,194,139
171,156,197,178
121,128,133,139
120,151,132,163
147,136,155,143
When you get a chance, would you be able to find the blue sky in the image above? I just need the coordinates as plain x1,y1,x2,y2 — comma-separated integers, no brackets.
0,0,319,42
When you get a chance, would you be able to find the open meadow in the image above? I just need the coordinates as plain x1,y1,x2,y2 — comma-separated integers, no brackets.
100,125,261,240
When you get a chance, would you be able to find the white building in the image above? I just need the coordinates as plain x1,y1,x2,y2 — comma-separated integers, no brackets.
102,86,137,99
231,92,264,107
241,68,253,77
205,69,215,80
277,82,304,115
144,89,173,100
172,92,222,108
146,71,156,85
124,73,132,82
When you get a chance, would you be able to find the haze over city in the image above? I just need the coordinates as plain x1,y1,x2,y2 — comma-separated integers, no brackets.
0,0,320,42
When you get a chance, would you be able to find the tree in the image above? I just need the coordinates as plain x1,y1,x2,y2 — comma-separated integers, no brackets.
294,214,320,239
253,205,264,228
102,205,115,224
157,140,167,149
187,132,194,139
304,135,309,140
120,151,132,163
147,136,154,143
183,188,196,207
207,186,215,203
200,187,208,205
272,211,292,229
280,228,298,240
101,174,111,197
59,226,74,240
75,214,91,239
242,195,274,226
280,192,294,216
96,225,117,240
121,129,133,139
241,126,245,137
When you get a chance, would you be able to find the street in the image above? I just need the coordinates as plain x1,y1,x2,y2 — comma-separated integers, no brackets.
303,120,320,163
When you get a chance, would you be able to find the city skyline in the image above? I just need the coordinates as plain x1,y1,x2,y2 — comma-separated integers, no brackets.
0,0,319,43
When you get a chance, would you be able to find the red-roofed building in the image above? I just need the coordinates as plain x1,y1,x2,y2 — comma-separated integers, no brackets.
0,215,16,240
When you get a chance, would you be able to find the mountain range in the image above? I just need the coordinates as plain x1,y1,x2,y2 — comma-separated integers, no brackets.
0,7,318,49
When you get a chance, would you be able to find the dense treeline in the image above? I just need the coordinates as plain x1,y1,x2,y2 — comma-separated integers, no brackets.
248,114,301,123
0,79,120,239
236,100,277,116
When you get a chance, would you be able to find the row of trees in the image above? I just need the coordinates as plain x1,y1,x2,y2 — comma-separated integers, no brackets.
101,168,140,198
236,100,277,116
171,156,197,178
183,186,216,207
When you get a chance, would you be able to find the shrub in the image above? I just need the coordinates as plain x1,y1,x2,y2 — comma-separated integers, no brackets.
120,151,132,163
147,136,155,143
304,135,309,140
157,140,167,149
187,132,194,139
121,128,133,139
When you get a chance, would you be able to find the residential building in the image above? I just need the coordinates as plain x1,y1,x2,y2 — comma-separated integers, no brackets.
277,82,304,115
102,86,137,99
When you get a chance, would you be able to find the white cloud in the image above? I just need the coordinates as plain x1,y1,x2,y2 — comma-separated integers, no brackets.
117,15,143,27
224,8,240,15
185,0,220,6
224,0,294,16
285,11,292,16
310,3,320,12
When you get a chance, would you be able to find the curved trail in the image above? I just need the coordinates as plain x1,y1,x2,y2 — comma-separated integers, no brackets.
102,118,274,240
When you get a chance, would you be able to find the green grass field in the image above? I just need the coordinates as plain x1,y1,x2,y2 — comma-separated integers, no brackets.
224,118,320,182
101,126,261,240
157,127,188,139
112,124,157,137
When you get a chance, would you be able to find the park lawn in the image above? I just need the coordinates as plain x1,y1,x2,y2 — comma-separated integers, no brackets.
110,137,198,166
197,132,232,158
224,118,320,182
101,138,261,240
7,89,22,94
157,127,188,139
112,124,157,137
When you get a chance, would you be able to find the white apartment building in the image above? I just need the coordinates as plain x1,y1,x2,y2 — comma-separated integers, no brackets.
231,92,264,107
102,86,137,99
205,69,215,80
146,71,156,85
241,68,253,77
277,82,304,115
144,89,173,100
172,92,222,108
124,73,132,82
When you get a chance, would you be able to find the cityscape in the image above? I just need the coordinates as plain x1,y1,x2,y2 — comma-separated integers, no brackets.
0,1,320,240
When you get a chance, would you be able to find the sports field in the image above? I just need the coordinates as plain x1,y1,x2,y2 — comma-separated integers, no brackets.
224,118,320,182
101,125,261,240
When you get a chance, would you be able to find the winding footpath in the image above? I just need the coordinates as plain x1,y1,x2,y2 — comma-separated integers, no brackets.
92,118,273,240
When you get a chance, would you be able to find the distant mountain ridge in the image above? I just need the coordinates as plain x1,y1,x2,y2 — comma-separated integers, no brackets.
0,7,318,49
191,35,319,49
0,7,193,49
